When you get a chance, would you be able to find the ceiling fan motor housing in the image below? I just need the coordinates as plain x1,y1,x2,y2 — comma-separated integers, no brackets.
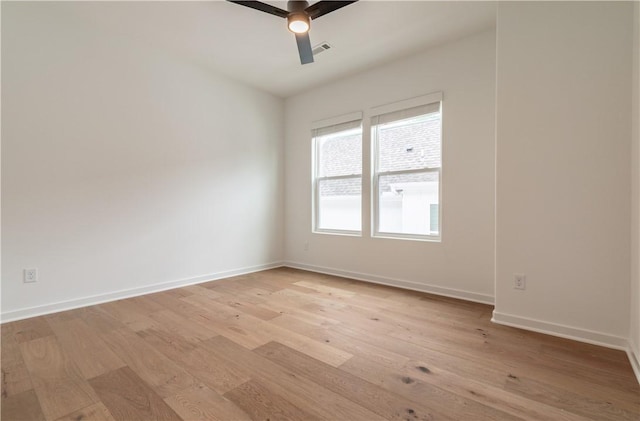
288,1,310,13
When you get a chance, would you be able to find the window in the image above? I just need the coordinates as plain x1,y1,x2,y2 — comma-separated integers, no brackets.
372,95,442,240
312,114,363,233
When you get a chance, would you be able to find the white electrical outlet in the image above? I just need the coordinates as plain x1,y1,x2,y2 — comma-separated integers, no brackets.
304,241,309,251
24,268,38,283
514,273,526,290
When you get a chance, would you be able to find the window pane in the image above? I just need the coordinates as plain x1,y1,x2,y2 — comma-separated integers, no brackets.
318,177,361,231
377,112,441,172
378,171,439,236
430,203,439,233
317,129,362,177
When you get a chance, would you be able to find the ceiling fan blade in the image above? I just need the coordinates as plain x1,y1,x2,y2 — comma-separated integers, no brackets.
305,1,358,20
295,32,314,65
226,1,289,18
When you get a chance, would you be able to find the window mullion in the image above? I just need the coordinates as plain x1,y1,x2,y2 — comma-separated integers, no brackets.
376,168,440,177
317,174,362,182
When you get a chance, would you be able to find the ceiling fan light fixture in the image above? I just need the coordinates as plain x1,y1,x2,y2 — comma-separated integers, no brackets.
287,12,310,33
227,0,359,65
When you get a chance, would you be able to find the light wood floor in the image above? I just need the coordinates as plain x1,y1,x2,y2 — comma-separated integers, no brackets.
1,268,639,421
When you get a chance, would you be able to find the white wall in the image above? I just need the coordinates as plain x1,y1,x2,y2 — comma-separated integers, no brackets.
284,30,496,303
1,2,284,319
494,2,633,345
631,1,640,368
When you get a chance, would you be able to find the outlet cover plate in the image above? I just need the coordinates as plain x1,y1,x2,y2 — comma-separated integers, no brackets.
24,268,37,283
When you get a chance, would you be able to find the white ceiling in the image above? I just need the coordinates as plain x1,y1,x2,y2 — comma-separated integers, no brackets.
69,1,497,98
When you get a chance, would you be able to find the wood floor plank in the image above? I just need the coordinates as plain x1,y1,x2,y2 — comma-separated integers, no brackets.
9,318,55,344
333,320,590,404
99,328,196,398
1,389,46,421
2,360,33,398
401,359,591,421
180,285,223,299
273,312,519,407
200,335,387,421
128,295,168,314
276,268,392,298
77,307,127,333
290,293,640,408
270,314,415,378
251,320,353,367
224,379,322,421
221,273,286,293
89,367,181,421
97,301,158,332
164,383,252,421
380,312,639,393
147,309,218,343
342,352,588,421
54,402,115,421
47,318,126,380
273,287,350,311
214,296,282,321
19,336,98,420
146,291,203,319
138,328,251,395
185,293,353,366
279,306,342,328
178,295,272,350
293,279,357,298
481,334,639,392
386,325,640,406
1,324,34,397
539,342,635,373
232,287,276,305
504,374,639,421
137,328,197,356
351,306,619,395
256,341,515,421
219,283,345,327
2,323,22,364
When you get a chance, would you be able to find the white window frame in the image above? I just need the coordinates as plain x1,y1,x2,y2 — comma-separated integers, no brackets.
370,92,443,241
311,111,363,236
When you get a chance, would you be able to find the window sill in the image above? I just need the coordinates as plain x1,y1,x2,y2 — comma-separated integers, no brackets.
373,233,441,243
313,229,362,237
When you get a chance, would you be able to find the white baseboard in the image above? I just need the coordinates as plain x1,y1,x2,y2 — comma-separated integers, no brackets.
491,310,628,350
283,261,494,305
0,261,284,323
628,341,640,385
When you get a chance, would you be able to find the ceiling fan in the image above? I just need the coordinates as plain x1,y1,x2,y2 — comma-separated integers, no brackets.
227,1,359,65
